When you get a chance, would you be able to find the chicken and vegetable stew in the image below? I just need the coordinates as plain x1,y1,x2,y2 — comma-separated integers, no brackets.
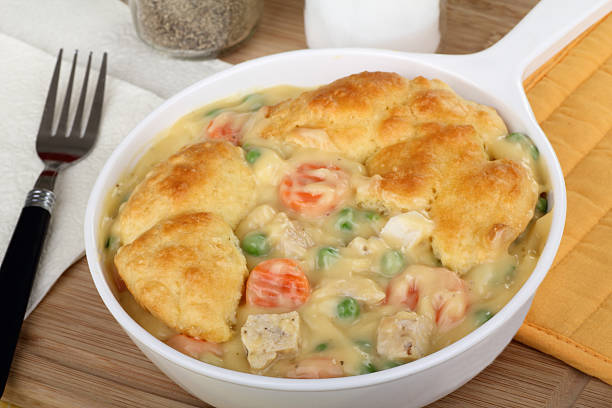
101,72,551,378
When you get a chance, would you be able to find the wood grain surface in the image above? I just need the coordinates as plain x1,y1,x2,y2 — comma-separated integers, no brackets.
3,0,612,407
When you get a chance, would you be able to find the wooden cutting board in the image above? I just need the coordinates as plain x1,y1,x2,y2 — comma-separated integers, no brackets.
2,1,612,407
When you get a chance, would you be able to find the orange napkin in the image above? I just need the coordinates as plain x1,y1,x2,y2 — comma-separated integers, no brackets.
515,13,612,385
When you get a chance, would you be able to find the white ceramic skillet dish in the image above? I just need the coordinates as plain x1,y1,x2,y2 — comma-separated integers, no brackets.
85,1,611,407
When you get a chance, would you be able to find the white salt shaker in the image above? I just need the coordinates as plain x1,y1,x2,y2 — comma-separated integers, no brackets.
304,0,442,53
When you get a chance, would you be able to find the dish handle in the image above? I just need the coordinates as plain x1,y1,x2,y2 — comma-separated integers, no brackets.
425,0,610,131
480,0,611,81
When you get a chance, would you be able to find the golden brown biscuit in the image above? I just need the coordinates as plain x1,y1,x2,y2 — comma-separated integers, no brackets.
117,140,256,244
399,76,507,146
114,212,248,342
245,72,507,162
361,123,538,273
362,124,487,212
430,159,538,273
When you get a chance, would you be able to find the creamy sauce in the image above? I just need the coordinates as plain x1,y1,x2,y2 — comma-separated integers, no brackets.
101,85,551,378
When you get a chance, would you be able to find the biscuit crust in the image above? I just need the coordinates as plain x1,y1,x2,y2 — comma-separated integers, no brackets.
246,72,507,162
117,140,256,244
114,212,248,342
363,124,538,273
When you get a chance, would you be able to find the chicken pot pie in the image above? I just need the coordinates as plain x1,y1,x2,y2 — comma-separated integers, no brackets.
102,72,550,378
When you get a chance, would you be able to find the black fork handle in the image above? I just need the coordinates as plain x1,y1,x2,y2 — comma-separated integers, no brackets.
0,204,51,395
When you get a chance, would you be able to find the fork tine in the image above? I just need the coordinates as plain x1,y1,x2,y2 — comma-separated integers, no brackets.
68,52,92,139
55,50,78,137
82,52,107,144
37,49,63,138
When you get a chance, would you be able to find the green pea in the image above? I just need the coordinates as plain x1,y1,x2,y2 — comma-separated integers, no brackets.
315,343,328,352
505,265,517,284
204,107,223,117
364,211,380,221
242,93,264,111
245,149,261,164
317,247,339,270
475,309,494,325
105,235,119,250
506,132,526,143
381,250,405,277
336,208,356,231
337,297,360,320
536,196,548,213
530,144,540,160
241,233,270,256
360,362,377,374
384,361,402,369
506,132,539,160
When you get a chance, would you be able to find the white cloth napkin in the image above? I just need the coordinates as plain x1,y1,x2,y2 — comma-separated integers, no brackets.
0,0,232,316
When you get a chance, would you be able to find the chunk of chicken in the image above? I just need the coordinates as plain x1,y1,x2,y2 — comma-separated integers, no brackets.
265,212,315,259
380,211,434,251
236,204,277,239
241,311,300,370
377,311,433,361
312,278,386,306
251,148,290,187
347,236,390,256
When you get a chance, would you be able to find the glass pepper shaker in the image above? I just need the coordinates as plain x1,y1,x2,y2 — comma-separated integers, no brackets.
129,0,264,58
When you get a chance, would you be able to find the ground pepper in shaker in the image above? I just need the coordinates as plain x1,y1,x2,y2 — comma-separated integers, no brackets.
129,0,263,58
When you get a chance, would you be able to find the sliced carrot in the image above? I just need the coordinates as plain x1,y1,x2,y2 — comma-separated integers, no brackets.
279,163,350,217
166,334,223,358
246,258,310,310
286,357,344,379
206,112,250,145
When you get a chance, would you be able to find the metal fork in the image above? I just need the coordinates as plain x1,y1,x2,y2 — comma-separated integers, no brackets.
0,49,107,394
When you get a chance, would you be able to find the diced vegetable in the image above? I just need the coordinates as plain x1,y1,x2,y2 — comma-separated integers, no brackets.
204,107,223,117
364,211,381,221
475,309,494,325
380,250,405,277
105,235,119,251
506,132,539,160
337,297,360,321
315,343,328,352
242,93,264,111
360,362,377,374
530,145,540,160
384,361,402,369
206,111,250,145
245,258,310,309
241,233,270,257
536,195,548,213
245,148,261,164
336,207,356,231
505,265,517,284
279,163,350,217
317,247,340,270
506,132,526,143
